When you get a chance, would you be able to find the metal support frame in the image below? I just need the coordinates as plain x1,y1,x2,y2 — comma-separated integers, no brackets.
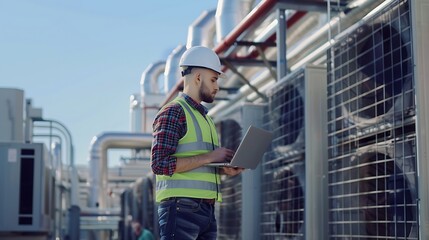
234,40,276,47
276,8,287,81
256,46,278,80
221,58,276,67
275,0,344,13
412,0,429,239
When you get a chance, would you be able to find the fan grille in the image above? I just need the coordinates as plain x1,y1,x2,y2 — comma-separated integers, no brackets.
261,69,307,239
217,120,243,239
326,1,418,239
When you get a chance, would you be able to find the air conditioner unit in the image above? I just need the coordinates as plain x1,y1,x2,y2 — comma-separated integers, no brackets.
326,0,420,238
329,137,418,238
327,0,414,142
262,65,327,240
0,88,25,143
134,174,158,237
214,102,267,240
120,173,157,240
0,143,53,234
119,188,133,240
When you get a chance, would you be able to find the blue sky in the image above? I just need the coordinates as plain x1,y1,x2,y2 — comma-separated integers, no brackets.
0,0,218,166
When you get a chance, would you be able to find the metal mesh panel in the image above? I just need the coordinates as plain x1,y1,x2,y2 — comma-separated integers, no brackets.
269,71,305,154
261,70,306,239
218,175,242,240
217,120,243,239
326,0,418,239
328,137,418,239
327,0,414,141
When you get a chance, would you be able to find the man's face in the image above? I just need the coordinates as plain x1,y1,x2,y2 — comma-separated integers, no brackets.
198,69,219,103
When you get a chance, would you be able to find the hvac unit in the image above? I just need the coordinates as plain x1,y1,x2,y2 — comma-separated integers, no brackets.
119,173,157,240
119,188,133,240
327,0,414,142
328,137,418,239
128,174,157,240
217,171,242,240
215,102,267,240
326,0,419,239
0,143,54,234
262,65,327,240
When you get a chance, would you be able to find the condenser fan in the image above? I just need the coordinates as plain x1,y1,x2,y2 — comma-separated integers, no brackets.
218,176,241,239
273,163,305,237
329,141,417,239
270,81,304,152
330,2,413,129
354,152,414,237
340,22,411,119
220,119,242,151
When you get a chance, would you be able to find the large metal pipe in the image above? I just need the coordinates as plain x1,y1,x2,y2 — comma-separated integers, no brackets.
215,0,275,54
215,0,255,43
164,45,186,94
88,132,153,208
129,93,142,133
187,10,216,48
140,61,166,97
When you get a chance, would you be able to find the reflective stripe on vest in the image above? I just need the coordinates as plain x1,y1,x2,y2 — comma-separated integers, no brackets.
155,96,221,202
157,178,219,192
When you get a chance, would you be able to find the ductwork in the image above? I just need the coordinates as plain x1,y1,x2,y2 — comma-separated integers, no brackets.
215,0,256,43
140,61,166,97
187,10,217,48
164,45,186,93
52,142,62,181
140,62,167,133
129,93,142,132
88,132,153,208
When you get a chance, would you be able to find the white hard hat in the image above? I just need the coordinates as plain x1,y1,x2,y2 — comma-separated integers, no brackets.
179,46,225,78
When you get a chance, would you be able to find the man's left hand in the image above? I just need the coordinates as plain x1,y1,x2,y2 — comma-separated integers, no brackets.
221,167,244,176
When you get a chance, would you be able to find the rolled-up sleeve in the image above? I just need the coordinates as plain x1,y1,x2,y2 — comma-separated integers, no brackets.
151,104,185,176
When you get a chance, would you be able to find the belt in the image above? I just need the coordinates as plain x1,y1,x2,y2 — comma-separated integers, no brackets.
162,197,216,205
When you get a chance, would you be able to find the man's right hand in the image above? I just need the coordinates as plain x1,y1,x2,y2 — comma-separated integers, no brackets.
209,147,235,163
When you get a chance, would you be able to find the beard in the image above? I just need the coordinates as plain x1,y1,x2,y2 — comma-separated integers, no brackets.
199,81,216,103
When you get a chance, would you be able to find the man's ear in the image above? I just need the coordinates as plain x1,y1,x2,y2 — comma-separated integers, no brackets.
194,71,201,85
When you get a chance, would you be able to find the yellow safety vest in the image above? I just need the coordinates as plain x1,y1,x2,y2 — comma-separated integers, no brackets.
156,96,222,202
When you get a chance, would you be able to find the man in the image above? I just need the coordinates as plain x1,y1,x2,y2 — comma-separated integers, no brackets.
151,46,243,240
132,221,155,240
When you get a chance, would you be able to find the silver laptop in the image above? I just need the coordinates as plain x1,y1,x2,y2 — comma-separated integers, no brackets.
207,125,273,169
